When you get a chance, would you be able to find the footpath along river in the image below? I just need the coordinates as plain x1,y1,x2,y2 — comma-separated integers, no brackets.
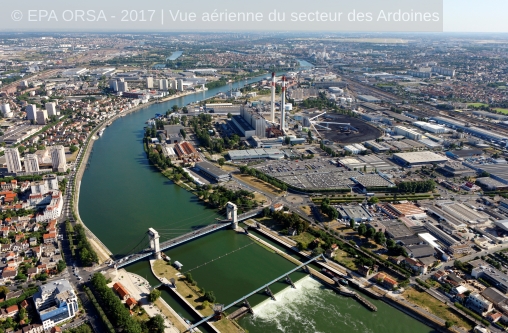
79,72,434,333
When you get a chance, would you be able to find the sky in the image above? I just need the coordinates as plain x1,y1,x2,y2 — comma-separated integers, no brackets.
0,0,507,33
444,0,508,32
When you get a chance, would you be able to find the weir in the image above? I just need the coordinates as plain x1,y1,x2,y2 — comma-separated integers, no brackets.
187,255,324,331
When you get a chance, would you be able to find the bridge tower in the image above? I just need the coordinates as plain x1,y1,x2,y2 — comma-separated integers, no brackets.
147,228,161,260
226,202,238,229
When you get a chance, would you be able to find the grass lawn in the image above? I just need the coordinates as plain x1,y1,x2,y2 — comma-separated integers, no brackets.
152,260,213,317
334,249,358,270
300,205,312,217
232,173,283,196
467,103,489,108
403,287,473,331
289,232,315,248
213,318,245,333
494,108,508,114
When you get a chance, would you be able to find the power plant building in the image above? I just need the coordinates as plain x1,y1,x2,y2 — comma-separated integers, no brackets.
230,107,266,139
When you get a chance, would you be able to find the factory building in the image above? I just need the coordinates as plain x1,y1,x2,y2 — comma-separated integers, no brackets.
228,148,284,161
431,117,508,143
394,126,423,141
412,121,448,134
392,151,448,167
194,161,231,182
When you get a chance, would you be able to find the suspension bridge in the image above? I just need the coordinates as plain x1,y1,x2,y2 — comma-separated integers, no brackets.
109,203,263,269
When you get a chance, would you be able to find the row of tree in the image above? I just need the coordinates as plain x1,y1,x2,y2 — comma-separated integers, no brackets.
74,224,99,266
397,180,436,193
357,224,386,245
90,273,166,333
320,198,338,220
197,186,257,213
263,209,310,236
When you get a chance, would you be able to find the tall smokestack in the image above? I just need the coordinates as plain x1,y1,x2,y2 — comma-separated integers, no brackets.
271,72,275,123
281,76,286,132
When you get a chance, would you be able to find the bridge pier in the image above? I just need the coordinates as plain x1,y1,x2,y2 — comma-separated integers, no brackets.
285,275,296,289
148,228,161,260
265,287,276,301
244,299,254,314
227,202,238,229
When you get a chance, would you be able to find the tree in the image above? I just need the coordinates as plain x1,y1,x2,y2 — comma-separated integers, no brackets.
0,286,8,298
218,158,225,167
180,128,187,139
204,291,216,303
56,259,66,273
149,289,161,303
374,231,386,245
349,219,356,229
146,314,166,332
445,320,453,328
171,105,179,112
182,106,188,113
357,223,367,236
365,227,376,240
201,300,210,310
368,197,379,204
227,113,232,119
70,145,79,153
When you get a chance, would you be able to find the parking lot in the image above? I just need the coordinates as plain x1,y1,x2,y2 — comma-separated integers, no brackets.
254,157,360,190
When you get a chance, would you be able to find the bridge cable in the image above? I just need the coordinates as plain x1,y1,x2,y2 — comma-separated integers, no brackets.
181,242,256,274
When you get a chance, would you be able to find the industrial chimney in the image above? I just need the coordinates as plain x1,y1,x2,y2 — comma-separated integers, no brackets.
271,72,275,123
281,76,286,132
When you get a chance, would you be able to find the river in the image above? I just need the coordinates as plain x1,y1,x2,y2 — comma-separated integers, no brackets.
79,72,434,333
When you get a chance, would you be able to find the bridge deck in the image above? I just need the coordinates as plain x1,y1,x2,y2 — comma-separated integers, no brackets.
115,208,262,268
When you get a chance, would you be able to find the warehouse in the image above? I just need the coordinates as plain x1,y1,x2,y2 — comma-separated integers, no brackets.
228,148,285,161
337,205,372,223
412,121,448,134
392,151,448,167
194,161,231,182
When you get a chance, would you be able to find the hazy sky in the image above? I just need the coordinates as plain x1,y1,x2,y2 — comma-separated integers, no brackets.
444,0,508,32
0,0,507,33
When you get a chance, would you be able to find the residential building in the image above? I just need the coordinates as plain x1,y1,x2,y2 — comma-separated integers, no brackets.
1,103,13,118
50,146,66,172
26,104,37,121
24,154,40,173
46,102,57,116
34,279,79,330
146,77,154,89
36,110,48,125
5,148,23,173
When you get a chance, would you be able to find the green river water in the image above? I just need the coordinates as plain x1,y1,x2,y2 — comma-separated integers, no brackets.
79,74,434,333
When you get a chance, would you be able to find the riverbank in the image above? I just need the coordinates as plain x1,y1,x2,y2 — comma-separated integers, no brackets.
72,89,206,262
